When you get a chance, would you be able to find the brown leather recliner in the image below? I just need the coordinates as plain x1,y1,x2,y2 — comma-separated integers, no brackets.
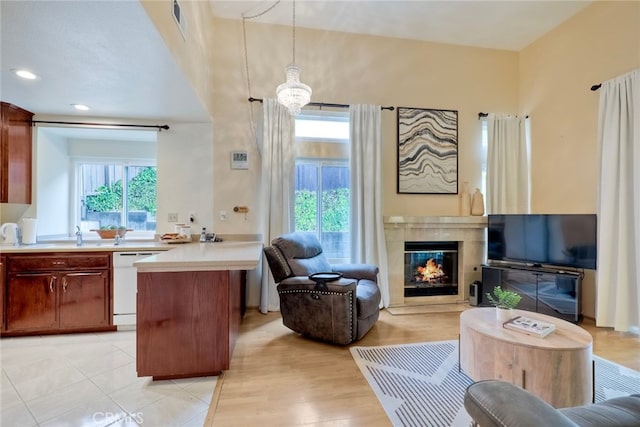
263,232,381,345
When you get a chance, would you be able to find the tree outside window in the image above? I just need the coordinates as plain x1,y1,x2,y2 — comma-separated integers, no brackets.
294,112,351,262
81,164,156,231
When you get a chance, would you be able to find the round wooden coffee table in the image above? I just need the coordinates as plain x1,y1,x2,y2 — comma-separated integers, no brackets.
459,307,593,408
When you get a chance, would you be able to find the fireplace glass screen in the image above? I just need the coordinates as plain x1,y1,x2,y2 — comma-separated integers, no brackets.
404,241,459,297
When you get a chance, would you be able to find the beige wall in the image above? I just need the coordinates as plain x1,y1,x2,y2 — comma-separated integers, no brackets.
141,1,517,230
518,0,640,318
519,1,640,214
141,0,216,119
209,17,518,233
143,1,639,313
140,1,220,233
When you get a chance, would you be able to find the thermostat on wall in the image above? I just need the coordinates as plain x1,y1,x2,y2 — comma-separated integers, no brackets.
231,151,249,169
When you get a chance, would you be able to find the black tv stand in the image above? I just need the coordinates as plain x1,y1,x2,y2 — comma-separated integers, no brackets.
481,264,582,323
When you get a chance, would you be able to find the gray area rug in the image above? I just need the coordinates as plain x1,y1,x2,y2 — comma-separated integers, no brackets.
350,340,640,427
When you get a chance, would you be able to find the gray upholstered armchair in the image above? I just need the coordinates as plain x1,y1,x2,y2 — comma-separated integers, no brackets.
464,380,640,427
263,232,381,345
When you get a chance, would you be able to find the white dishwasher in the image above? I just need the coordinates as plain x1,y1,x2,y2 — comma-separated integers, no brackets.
113,251,162,327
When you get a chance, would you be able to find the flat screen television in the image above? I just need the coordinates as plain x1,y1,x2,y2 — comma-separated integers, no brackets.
487,214,597,270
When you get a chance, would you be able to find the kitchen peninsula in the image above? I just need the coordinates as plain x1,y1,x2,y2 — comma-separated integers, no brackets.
133,241,262,380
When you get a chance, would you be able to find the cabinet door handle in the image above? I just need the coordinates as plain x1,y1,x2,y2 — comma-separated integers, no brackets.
61,272,104,292
51,260,66,266
49,276,55,293
64,271,103,277
64,272,103,277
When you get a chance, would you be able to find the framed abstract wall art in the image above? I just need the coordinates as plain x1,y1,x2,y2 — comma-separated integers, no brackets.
397,107,458,194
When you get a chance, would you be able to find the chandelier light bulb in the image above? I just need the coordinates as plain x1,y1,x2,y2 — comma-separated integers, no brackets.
275,0,311,116
276,64,312,116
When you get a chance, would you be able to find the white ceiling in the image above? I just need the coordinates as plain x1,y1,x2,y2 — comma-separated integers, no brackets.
1,0,592,128
1,0,209,123
209,0,593,51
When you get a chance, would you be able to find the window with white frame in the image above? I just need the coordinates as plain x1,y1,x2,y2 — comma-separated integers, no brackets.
294,111,350,263
78,161,157,235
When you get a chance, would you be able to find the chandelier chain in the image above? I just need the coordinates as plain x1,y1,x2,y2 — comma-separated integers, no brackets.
242,1,281,151
242,0,281,99
242,18,252,100
244,0,310,116
242,0,280,20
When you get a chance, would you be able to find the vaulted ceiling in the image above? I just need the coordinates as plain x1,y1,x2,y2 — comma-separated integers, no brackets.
209,1,592,51
1,0,592,122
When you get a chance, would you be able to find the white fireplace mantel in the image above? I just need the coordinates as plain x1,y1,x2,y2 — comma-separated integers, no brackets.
384,216,488,306
385,216,488,228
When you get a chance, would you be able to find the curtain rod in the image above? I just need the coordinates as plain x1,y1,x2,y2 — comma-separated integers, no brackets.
478,112,529,119
591,84,601,91
32,120,170,131
248,97,394,111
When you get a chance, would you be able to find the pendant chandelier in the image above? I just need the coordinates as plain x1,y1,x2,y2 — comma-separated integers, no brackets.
276,0,311,115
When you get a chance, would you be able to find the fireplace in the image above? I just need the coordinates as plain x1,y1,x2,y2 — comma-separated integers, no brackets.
405,241,459,297
384,216,487,306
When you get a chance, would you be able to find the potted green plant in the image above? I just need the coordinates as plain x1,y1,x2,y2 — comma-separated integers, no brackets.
486,286,521,321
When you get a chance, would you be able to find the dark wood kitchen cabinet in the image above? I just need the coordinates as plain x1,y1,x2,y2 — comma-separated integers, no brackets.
1,102,33,204
0,256,5,333
2,252,115,336
59,271,110,329
137,269,242,379
5,272,58,332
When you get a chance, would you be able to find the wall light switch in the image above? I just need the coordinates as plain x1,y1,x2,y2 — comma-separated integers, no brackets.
219,210,228,221
168,212,178,222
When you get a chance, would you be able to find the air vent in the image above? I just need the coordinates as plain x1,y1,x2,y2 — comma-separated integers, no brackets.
172,0,186,39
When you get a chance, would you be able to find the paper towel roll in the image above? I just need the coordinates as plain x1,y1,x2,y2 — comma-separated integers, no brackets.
22,218,37,244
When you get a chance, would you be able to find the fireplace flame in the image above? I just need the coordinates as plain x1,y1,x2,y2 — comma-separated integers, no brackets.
416,258,446,282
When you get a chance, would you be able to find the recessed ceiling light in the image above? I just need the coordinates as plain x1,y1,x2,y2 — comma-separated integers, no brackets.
72,104,90,111
13,69,38,80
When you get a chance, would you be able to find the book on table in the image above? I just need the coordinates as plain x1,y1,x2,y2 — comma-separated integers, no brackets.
503,315,556,338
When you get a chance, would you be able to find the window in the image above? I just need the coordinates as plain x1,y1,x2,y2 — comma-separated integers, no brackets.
79,162,157,235
294,112,350,263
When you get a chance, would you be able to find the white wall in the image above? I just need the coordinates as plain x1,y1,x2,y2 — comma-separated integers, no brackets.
67,138,156,159
25,126,159,238
155,123,215,235
9,120,215,242
35,130,70,236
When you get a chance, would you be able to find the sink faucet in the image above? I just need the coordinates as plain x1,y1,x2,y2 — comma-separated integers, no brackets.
75,226,83,247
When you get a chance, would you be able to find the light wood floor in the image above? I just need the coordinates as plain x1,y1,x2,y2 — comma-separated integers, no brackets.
205,307,640,426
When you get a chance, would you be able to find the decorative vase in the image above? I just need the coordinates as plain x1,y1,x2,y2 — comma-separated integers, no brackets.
496,307,513,322
459,181,471,216
471,188,485,216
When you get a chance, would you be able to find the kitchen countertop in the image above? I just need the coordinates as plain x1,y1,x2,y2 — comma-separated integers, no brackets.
1,240,264,272
133,241,263,272
0,240,172,253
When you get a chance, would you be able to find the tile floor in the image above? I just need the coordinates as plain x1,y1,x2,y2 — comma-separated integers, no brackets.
0,331,216,426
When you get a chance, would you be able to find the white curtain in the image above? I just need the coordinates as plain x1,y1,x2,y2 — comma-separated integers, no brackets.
596,69,640,332
486,114,530,214
349,104,390,308
259,98,295,313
